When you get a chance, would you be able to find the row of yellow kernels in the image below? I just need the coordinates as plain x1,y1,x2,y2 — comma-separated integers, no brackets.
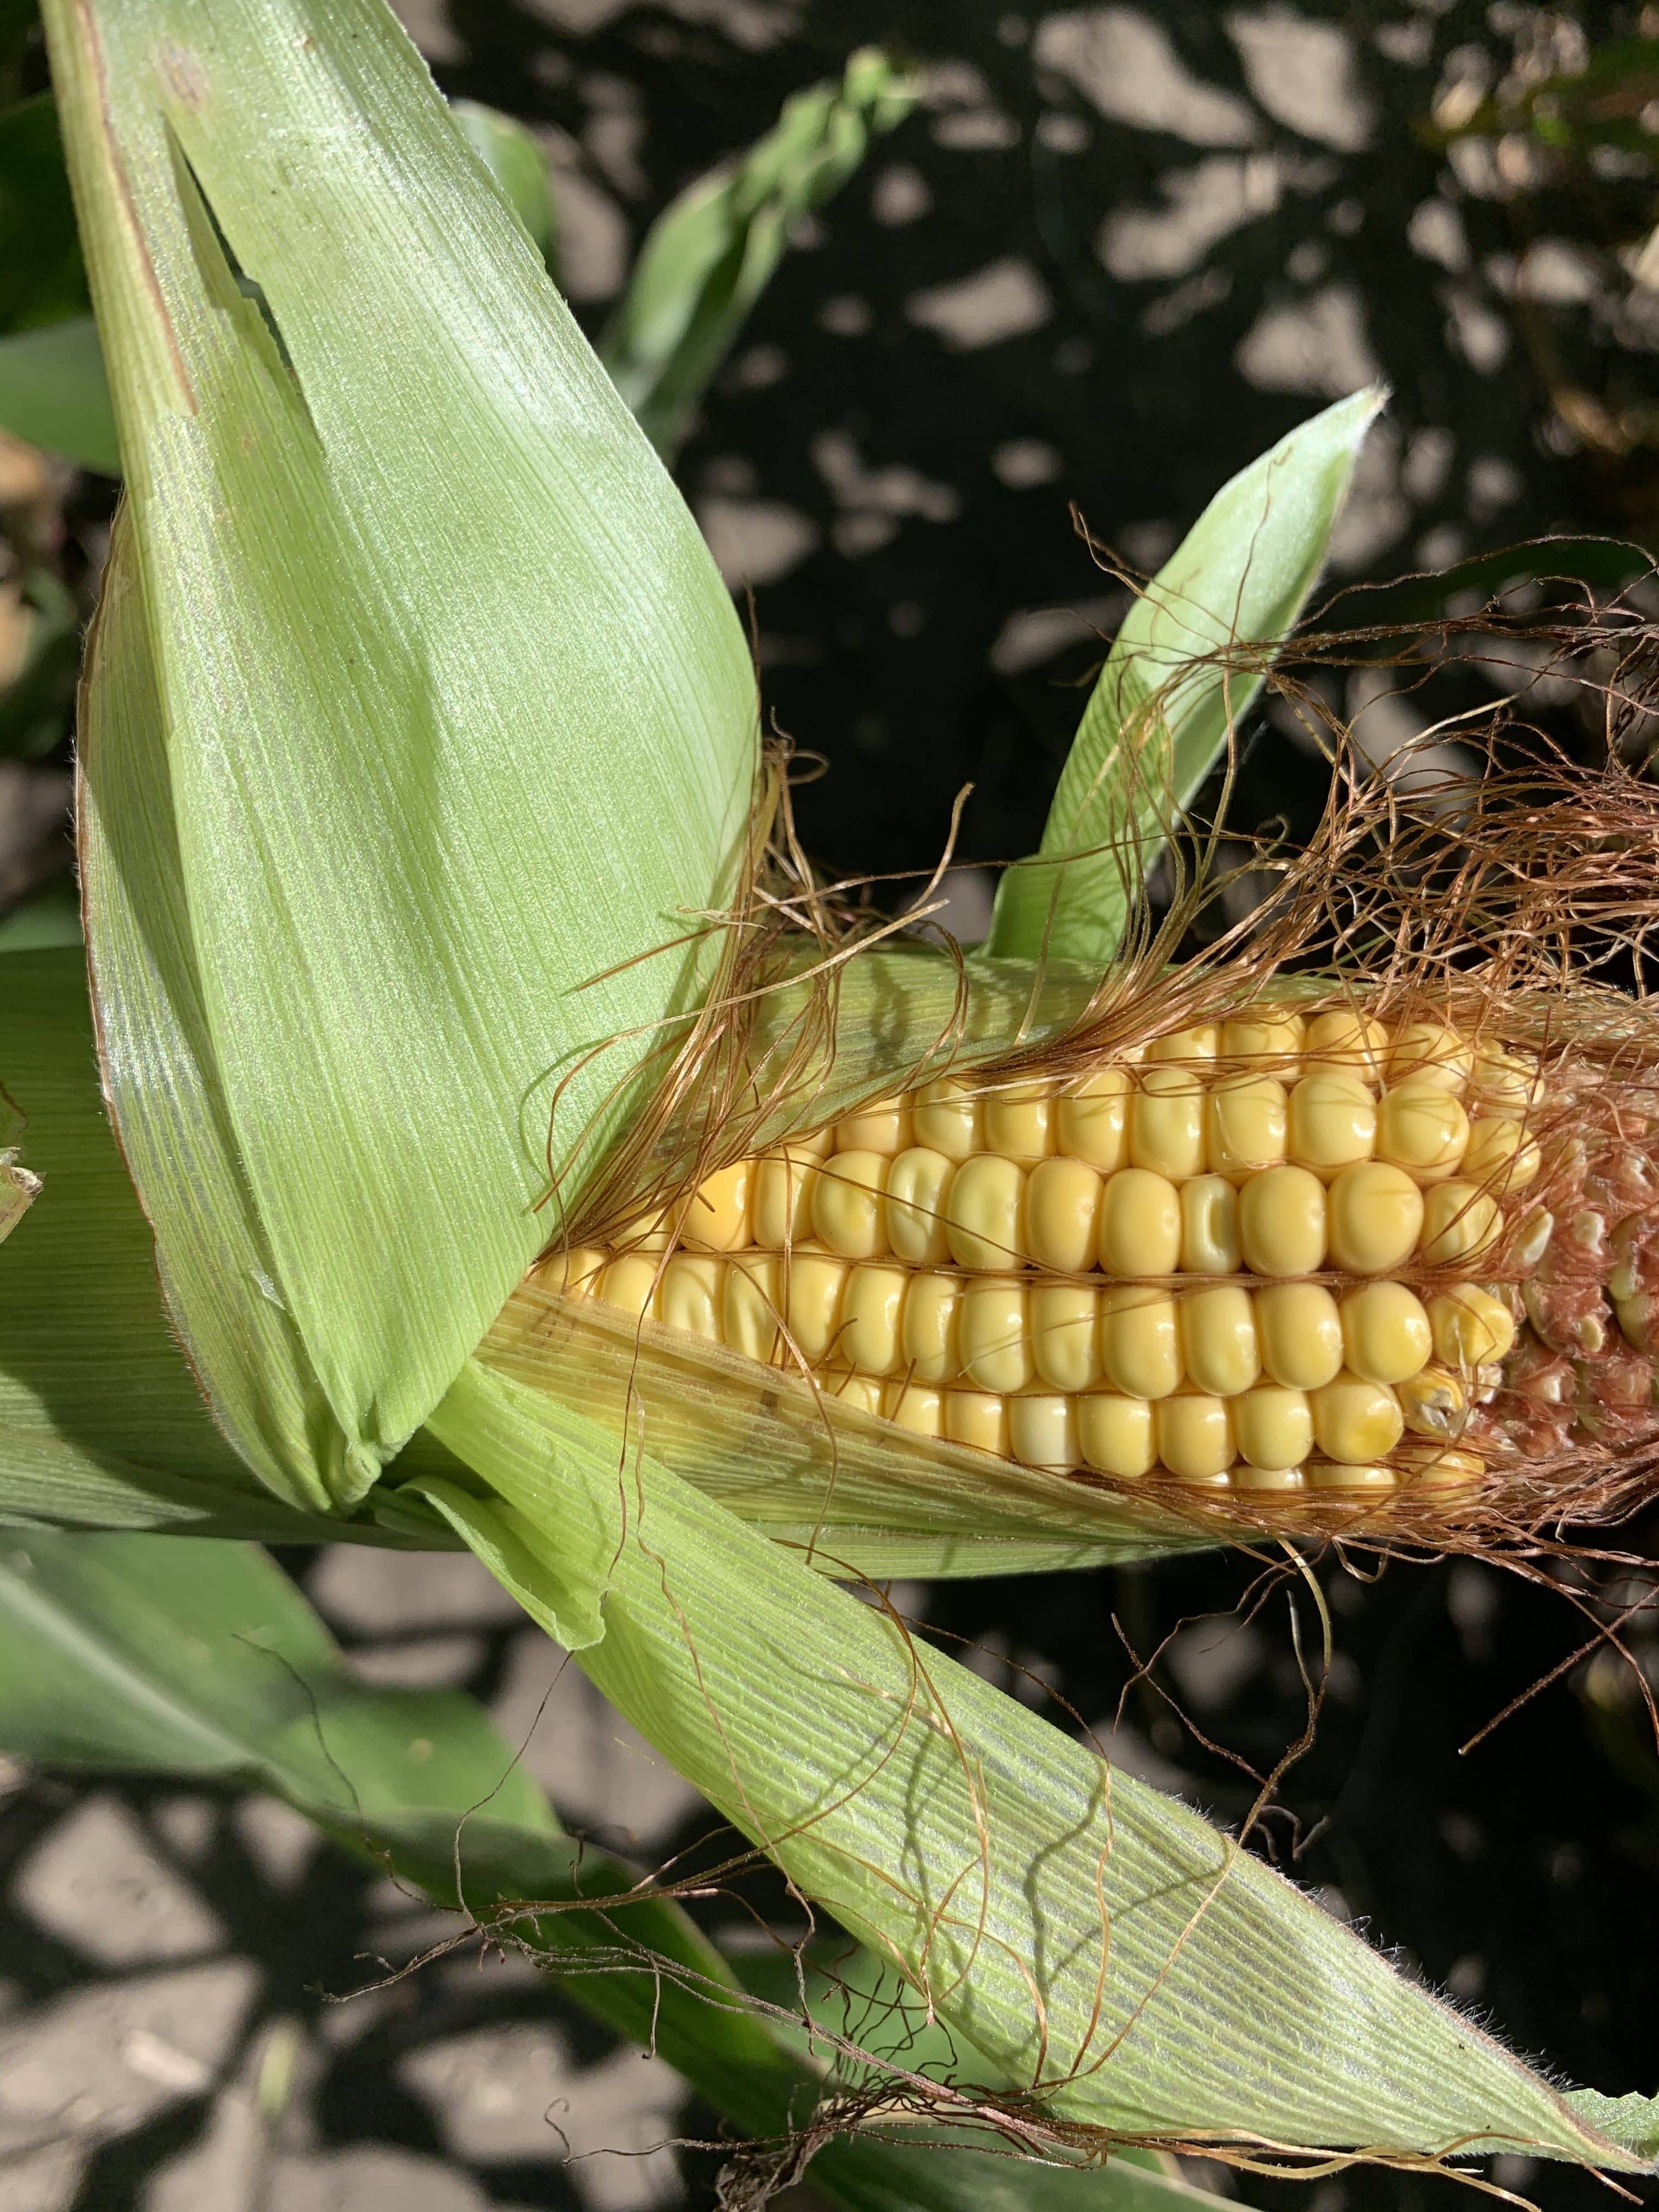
676,1146,1511,1279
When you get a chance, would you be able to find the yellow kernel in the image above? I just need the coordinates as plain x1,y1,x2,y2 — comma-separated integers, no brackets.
1233,1464,1306,1493
812,1149,891,1260
1180,1175,1242,1273
1206,1074,1288,1180
840,1263,909,1375
1428,1284,1515,1371
658,1252,725,1341
1057,1066,1130,1172
1387,1020,1471,1092
752,1150,820,1247
724,1252,782,1363
785,1251,848,1363
1420,1181,1502,1266
1156,1394,1234,1481
944,1153,1027,1271
1180,1284,1260,1396
830,1373,885,1417
1220,1007,1306,1067
1255,1282,1346,1388
1311,1372,1404,1462
1098,1168,1182,1277
945,1390,1008,1457
681,1159,754,1252
1026,1155,1105,1272
614,1210,673,1255
1462,1116,1539,1193
541,1245,607,1297
1306,1461,1397,1492
912,1077,981,1161
1376,1080,1470,1181
1326,1161,1425,1274
1339,1282,1433,1385
1031,1283,1102,1391
1148,1024,1218,1063
1129,1065,1206,1180
836,1098,913,1155
1234,1385,1313,1470
1304,1007,1388,1083
902,1271,964,1383
1288,1071,1377,1177
982,1079,1055,1163
1009,1393,1080,1472
960,1279,1034,1393
1398,1443,1484,1489
1077,1392,1155,1477
885,1147,956,1267
1238,1164,1327,1276
1397,1364,1468,1439
882,1380,944,1438
598,1252,660,1319
1471,1042,1542,1115
1100,1287,1182,1398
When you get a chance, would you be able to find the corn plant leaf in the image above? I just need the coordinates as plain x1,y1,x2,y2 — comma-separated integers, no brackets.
986,388,1385,969
415,1355,1651,2169
0,1527,1248,2212
49,0,758,1509
600,47,917,460
0,87,88,332
0,315,119,472
450,98,556,267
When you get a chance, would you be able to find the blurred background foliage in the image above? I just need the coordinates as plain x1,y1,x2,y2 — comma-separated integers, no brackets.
2,3,1659,2209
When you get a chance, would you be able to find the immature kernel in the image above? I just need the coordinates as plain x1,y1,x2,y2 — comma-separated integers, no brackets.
1387,1021,1471,1092
1009,1393,1079,1473
912,1077,981,1161
1100,1287,1182,1398
1288,1071,1377,1177
1255,1282,1345,1388
1326,1161,1424,1274
1098,1168,1182,1277
813,1149,890,1260
1234,1385,1313,1470
1471,1042,1542,1115
945,1153,1027,1271
1077,1392,1155,1477
1180,1175,1242,1273
1156,1394,1234,1481
840,1264,909,1375
1026,1155,1105,1272
1030,1282,1103,1390
1420,1181,1502,1266
1206,1074,1288,1180
1238,1164,1327,1276
836,1098,912,1155
883,1380,945,1438
885,1147,956,1267
785,1251,848,1363
1428,1284,1516,1370
724,1253,782,1363
1180,1284,1260,1396
1057,1067,1129,1171
983,1080,1054,1163
1312,1372,1405,1462
1339,1282,1434,1385
902,1271,963,1383
945,1390,1009,1456
1397,1365,1468,1438
1304,1007,1388,1082
658,1253,724,1341
753,1150,819,1246
600,1252,660,1319
960,1279,1034,1393
1376,1081,1470,1180
1462,1116,1540,1193
1130,1066,1206,1180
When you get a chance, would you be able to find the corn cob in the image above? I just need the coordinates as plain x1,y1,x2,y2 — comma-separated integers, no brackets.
539,1002,1652,1499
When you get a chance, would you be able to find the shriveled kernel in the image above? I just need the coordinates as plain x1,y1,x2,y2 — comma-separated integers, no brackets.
1238,1164,1327,1276
1009,1393,1080,1474
1030,1282,1103,1391
945,1390,1008,1457
912,1077,981,1161
1339,1282,1433,1385
1129,1065,1206,1180
599,1252,660,1319
1077,1393,1155,1477
1057,1067,1130,1172
1255,1282,1345,1389
1288,1071,1377,1177
1306,1461,1397,1492
840,1264,909,1375
812,1149,890,1260
543,1245,607,1296
1387,1020,1471,1092
1462,1116,1540,1193
1148,1024,1218,1063
1180,1175,1242,1274
1155,1394,1234,1481
681,1160,753,1252
1376,1080,1470,1182
982,1080,1055,1164
785,1251,848,1363
753,1150,820,1247
1326,1161,1424,1274
960,1279,1034,1393
945,1153,1028,1271
1515,1208,1553,1268
1471,1041,1542,1115
1233,1465,1306,1492
1221,1007,1306,1068
902,1271,964,1383
1420,1180,1502,1266
1098,1168,1182,1277
1397,1364,1467,1439
1428,1284,1516,1371
1206,1074,1288,1181
658,1252,724,1341
1312,1372,1404,1462
885,1147,956,1267
1026,1156,1105,1273
724,1253,782,1363
1099,1287,1182,1398
836,1098,913,1155
830,1373,885,1417
1180,1284,1260,1396
1304,1007,1388,1082
1234,1385,1313,1470
882,1380,944,1438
